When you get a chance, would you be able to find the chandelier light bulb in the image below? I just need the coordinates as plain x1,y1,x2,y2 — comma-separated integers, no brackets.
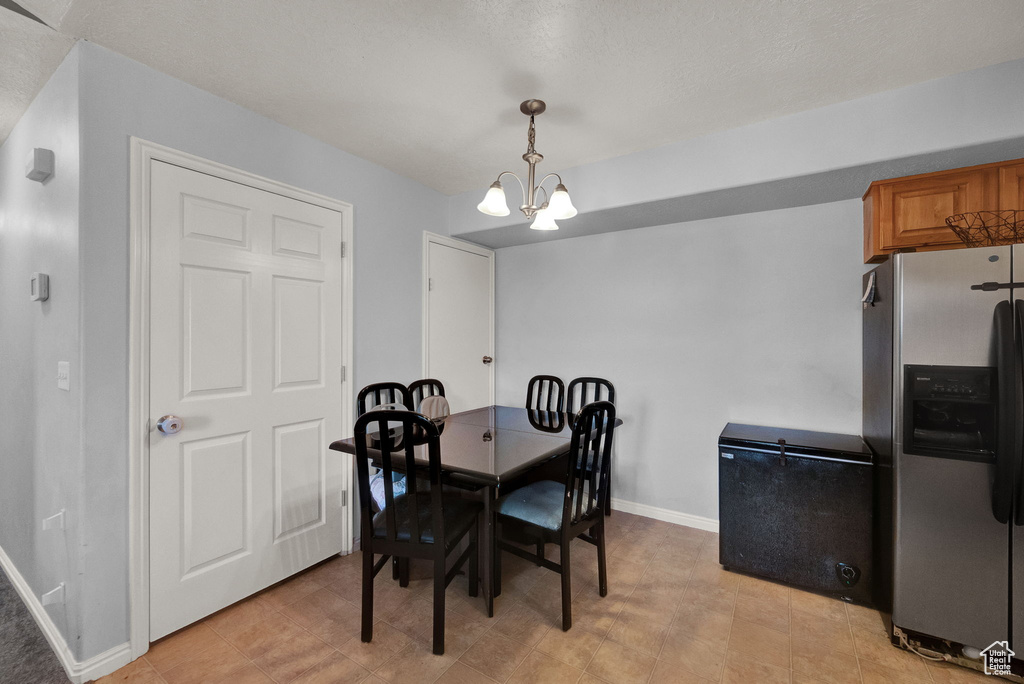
477,181,510,217
546,184,578,219
530,205,559,231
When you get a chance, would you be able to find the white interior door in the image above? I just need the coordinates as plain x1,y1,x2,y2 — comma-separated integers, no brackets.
424,234,494,412
148,160,347,639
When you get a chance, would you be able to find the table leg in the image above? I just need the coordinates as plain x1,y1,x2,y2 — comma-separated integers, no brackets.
482,485,495,618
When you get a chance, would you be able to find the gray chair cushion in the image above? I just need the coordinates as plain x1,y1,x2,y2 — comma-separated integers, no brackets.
495,480,567,532
372,493,481,549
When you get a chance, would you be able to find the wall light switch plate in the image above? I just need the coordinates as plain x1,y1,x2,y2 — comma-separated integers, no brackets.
57,362,69,391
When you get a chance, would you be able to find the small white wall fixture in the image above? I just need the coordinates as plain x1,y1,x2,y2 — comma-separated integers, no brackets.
127,138,355,662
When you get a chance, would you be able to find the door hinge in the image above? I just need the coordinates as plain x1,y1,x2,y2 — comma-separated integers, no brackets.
341,490,347,507
340,366,347,383
428,278,433,292
340,241,346,258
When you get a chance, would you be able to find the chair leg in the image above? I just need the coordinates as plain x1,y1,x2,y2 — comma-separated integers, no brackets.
361,548,374,643
399,557,410,587
392,556,399,580
596,520,608,597
493,519,502,597
469,521,479,598
432,554,446,655
560,535,572,631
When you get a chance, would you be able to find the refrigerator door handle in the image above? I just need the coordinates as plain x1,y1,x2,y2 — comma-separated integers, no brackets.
1014,300,1024,525
993,300,1016,524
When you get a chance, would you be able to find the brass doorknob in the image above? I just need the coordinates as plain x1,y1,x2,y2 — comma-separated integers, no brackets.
482,356,493,364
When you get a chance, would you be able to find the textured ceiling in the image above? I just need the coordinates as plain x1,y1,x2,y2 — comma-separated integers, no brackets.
5,0,1024,194
0,9,74,144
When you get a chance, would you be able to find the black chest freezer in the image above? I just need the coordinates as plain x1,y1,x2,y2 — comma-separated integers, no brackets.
718,423,874,604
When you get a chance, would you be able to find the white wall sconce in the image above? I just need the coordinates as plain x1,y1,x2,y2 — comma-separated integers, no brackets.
26,148,54,182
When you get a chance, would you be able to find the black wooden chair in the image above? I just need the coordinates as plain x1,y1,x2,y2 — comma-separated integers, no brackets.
566,377,616,516
409,378,445,411
526,408,566,433
354,409,481,655
357,382,412,415
357,382,413,581
526,375,565,412
566,377,615,413
493,400,616,631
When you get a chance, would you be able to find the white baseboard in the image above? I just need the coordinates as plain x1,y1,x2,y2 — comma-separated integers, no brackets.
610,498,720,534
0,544,132,683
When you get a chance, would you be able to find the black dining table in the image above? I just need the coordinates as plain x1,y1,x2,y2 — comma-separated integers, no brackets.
329,404,611,617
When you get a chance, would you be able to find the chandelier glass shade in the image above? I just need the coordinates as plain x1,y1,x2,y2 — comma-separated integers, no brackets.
476,100,578,230
477,182,510,217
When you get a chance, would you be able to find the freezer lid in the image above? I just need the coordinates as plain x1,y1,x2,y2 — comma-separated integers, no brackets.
718,423,872,463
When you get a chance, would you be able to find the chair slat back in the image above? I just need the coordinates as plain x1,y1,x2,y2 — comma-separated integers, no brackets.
526,375,565,412
354,409,445,547
409,378,445,411
526,408,566,433
357,382,412,415
566,377,615,414
563,401,616,528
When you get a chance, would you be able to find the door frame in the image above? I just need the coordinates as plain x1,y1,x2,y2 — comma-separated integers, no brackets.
421,232,495,405
128,138,354,658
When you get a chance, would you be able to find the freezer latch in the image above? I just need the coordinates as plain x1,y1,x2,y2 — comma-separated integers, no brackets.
778,439,787,466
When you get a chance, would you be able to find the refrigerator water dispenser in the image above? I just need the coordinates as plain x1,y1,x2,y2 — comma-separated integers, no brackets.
903,365,997,462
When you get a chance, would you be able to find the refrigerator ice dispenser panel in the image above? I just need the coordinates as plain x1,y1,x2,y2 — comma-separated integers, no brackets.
903,365,997,462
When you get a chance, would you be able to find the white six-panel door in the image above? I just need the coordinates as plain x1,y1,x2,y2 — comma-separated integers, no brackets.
148,160,346,638
424,234,494,412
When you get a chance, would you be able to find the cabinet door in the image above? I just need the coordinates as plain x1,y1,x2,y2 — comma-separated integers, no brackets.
999,163,1024,210
878,169,998,250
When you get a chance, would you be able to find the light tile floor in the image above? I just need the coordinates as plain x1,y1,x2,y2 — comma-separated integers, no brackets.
96,512,990,683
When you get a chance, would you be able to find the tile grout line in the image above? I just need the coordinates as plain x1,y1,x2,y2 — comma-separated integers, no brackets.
846,601,866,684
591,519,663,683
719,535,740,683
578,514,644,684
645,530,706,683
652,530,724,682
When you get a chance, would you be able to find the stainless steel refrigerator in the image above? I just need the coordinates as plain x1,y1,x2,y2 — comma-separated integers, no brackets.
864,246,1024,656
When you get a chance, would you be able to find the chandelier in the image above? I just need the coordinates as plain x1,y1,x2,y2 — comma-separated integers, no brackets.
476,99,578,230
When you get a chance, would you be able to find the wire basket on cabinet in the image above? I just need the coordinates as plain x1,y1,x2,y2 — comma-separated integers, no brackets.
946,210,1024,247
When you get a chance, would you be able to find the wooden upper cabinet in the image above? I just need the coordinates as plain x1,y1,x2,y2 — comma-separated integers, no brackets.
878,169,997,249
863,158,1023,263
999,162,1024,210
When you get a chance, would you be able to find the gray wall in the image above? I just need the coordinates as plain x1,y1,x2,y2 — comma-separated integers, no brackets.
0,41,449,662
494,200,868,521
0,48,81,648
